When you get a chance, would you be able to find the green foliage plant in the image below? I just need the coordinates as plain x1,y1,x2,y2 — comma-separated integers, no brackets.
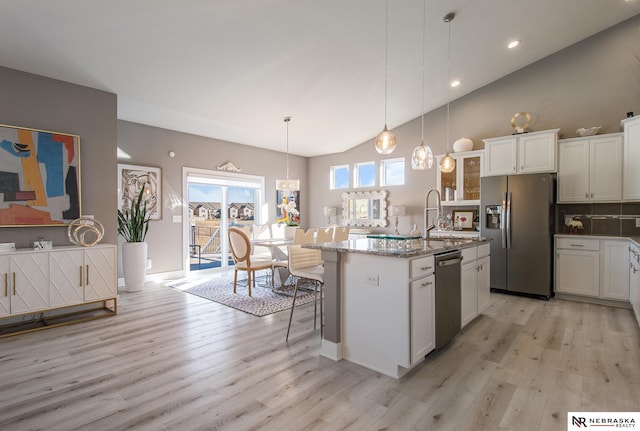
117,184,151,242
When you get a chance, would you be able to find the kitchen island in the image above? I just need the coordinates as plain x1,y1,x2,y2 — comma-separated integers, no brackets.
304,236,490,379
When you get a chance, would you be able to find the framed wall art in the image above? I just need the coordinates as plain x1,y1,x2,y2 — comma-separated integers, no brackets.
0,124,81,227
276,189,300,226
452,210,476,231
117,164,162,220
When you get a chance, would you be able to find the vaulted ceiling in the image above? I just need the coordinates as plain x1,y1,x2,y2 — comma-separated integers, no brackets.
1,1,639,156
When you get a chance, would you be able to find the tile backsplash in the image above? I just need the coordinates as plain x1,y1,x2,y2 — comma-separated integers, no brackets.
557,203,640,236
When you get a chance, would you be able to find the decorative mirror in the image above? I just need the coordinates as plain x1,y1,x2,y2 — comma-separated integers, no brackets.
341,190,388,227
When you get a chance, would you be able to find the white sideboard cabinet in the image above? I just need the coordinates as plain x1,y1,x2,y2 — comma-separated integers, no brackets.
0,244,117,335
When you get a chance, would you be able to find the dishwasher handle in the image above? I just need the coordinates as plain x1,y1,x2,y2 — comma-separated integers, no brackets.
437,257,462,267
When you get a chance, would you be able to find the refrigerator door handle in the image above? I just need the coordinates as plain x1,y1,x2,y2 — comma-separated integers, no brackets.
505,191,512,249
501,192,507,248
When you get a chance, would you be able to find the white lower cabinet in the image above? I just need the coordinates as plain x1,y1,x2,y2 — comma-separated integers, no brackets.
555,236,630,302
460,243,491,328
0,245,117,322
410,272,435,365
602,240,630,301
629,244,640,324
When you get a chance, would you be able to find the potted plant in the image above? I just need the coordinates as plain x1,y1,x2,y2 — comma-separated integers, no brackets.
117,184,151,292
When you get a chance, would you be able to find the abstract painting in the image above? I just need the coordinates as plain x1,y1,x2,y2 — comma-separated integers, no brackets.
276,190,300,226
117,164,162,220
0,124,80,227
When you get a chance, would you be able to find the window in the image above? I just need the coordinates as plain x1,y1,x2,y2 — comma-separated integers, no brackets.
330,164,350,189
354,161,376,188
381,158,405,186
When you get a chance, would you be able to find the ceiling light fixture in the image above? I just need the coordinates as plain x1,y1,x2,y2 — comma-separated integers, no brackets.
507,39,520,49
275,116,300,192
374,0,397,155
411,0,433,170
450,79,461,88
439,12,456,174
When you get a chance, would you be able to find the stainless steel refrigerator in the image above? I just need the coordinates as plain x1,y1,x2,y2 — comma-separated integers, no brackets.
480,173,555,298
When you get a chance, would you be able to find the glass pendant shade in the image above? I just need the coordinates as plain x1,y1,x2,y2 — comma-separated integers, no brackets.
440,153,456,173
411,142,433,170
374,125,397,154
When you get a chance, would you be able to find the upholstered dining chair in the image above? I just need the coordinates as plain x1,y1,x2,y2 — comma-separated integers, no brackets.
286,244,324,342
315,226,334,244
332,226,350,241
293,228,315,245
228,227,274,296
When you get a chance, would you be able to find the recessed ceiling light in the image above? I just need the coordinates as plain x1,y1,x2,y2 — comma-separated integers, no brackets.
508,40,521,49
450,80,461,88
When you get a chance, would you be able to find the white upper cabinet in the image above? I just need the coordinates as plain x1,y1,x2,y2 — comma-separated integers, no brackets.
557,134,623,203
623,116,640,201
483,129,559,177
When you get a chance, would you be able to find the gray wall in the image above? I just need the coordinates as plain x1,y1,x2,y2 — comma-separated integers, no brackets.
0,66,118,247
2,14,638,277
117,121,307,275
307,14,640,233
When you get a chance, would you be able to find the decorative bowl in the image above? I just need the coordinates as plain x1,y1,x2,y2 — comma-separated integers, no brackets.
453,137,474,152
576,126,601,137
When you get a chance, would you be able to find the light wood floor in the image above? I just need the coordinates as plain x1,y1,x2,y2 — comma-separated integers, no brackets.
1,273,639,431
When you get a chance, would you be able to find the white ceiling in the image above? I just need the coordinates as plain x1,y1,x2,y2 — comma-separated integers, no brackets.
1,1,639,156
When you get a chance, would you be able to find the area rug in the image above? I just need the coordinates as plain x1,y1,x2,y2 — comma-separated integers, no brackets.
170,278,317,317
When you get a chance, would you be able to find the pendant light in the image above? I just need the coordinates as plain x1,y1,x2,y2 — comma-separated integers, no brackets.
374,0,396,154
275,116,300,192
411,0,433,170
439,12,456,174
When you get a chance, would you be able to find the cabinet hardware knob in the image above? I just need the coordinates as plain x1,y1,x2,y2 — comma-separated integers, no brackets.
4,273,6,297
422,281,433,287
570,244,584,247
86,265,89,285
13,272,16,295
79,266,83,287
421,266,433,271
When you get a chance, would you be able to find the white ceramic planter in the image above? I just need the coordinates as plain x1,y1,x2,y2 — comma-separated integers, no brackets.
122,241,147,292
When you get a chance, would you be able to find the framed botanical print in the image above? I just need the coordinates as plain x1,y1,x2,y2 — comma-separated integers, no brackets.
117,163,162,220
0,124,81,226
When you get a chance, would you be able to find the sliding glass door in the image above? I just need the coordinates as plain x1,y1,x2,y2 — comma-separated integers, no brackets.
184,168,265,273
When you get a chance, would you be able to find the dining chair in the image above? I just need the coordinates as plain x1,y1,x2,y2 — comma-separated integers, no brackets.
228,227,274,296
286,244,324,342
315,226,334,244
332,226,350,241
251,224,273,260
294,228,315,245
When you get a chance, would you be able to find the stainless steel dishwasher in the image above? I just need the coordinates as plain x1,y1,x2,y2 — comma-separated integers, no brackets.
434,249,462,349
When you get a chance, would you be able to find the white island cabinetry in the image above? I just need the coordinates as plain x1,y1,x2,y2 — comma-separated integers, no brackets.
341,252,435,378
461,243,490,328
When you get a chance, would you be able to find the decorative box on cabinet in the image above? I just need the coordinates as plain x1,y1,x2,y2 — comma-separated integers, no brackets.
557,134,623,203
483,129,559,177
436,150,483,206
0,245,117,337
623,116,640,200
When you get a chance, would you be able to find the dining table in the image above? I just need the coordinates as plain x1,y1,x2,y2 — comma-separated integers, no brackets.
251,237,294,289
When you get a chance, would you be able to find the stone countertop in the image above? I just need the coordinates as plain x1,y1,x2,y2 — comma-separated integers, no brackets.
303,237,489,258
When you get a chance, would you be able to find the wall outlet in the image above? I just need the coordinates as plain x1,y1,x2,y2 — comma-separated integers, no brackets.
365,274,379,286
